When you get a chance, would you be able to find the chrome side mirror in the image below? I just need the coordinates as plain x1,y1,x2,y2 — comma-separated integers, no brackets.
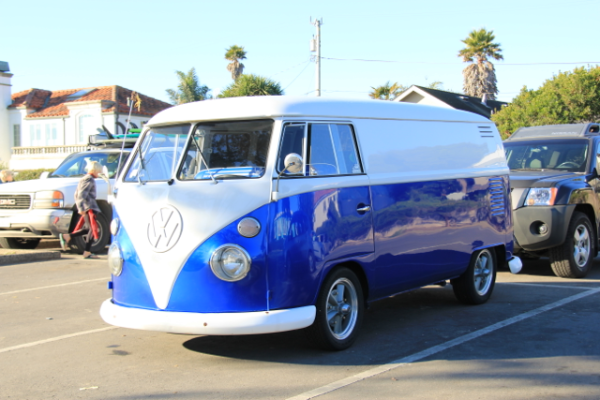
283,153,303,174
272,153,304,201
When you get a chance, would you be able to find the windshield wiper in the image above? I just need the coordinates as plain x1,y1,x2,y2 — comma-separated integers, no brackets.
191,136,218,184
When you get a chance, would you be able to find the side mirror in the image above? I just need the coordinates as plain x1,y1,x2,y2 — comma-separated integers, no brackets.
39,171,49,179
272,153,304,201
283,153,304,174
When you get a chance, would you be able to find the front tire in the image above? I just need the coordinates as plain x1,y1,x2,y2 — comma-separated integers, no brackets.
71,213,110,254
549,211,593,278
452,248,497,305
0,238,41,250
306,267,364,351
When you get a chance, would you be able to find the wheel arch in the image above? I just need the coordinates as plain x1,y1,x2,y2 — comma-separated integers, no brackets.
316,261,370,304
492,244,506,269
574,204,597,256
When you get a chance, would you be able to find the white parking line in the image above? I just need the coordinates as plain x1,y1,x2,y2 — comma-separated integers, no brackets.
0,277,106,296
286,287,600,400
0,326,118,354
501,282,595,290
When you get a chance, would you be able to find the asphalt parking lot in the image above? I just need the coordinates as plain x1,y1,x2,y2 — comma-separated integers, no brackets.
1,247,599,400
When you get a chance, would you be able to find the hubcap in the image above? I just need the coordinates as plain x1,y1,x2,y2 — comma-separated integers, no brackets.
474,249,493,296
326,278,358,340
573,224,590,269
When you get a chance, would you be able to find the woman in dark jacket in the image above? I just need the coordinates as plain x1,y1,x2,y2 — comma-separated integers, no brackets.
60,161,103,259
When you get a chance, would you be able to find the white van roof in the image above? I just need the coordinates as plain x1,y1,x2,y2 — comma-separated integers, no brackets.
148,96,490,127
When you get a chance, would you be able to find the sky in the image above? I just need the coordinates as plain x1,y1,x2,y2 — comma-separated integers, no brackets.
3,0,599,104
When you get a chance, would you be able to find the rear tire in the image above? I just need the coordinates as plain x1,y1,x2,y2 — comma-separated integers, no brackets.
549,211,593,278
71,213,110,254
306,267,364,351
0,238,41,250
452,248,497,305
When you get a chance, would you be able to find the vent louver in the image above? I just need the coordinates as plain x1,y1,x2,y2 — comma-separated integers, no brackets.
489,178,505,216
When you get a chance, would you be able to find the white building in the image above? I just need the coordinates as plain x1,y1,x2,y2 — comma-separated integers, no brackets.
0,62,172,170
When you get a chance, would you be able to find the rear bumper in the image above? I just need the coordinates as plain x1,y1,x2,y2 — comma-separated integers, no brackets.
0,209,73,238
100,299,316,335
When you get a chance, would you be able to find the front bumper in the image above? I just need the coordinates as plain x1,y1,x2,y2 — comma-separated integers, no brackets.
0,209,73,238
100,299,316,335
512,205,575,252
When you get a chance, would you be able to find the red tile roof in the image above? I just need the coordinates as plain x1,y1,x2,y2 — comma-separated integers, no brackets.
9,85,172,119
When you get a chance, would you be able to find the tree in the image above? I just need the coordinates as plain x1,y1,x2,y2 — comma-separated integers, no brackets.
492,66,600,139
369,82,407,100
225,45,247,80
166,68,210,105
218,74,283,98
458,28,503,100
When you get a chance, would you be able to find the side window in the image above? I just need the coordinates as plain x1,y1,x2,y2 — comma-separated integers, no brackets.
308,124,362,176
277,122,362,176
278,123,306,173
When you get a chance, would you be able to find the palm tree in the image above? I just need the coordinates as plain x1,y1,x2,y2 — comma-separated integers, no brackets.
218,74,283,98
458,28,503,100
369,82,406,100
225,45,247,80
165,68,211,104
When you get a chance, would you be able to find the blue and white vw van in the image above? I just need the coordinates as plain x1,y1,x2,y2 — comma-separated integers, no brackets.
100,96,521,350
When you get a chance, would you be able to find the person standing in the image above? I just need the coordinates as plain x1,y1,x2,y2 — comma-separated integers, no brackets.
60,161,103,259
0,170,14,183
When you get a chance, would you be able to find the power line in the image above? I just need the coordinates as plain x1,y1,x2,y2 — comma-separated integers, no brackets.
321,57,600,66
269,59,311,78
283,61,312,91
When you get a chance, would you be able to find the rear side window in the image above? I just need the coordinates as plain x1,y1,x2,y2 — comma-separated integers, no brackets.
278,122,362,176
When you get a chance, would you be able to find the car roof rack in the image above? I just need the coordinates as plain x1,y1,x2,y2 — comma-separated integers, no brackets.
507,123,600,141
88,130,139,149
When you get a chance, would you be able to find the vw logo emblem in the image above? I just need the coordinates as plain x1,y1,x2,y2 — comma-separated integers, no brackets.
147,205,183,253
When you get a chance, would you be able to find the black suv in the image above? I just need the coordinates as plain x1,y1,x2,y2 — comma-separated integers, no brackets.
504,123,600,278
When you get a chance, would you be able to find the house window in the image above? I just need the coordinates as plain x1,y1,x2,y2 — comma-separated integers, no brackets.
78,114,95,144
45,123,58,145
29,124,42,146
13,124,21,147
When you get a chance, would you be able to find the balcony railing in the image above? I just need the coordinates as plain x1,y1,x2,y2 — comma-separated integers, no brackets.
12,145,88,156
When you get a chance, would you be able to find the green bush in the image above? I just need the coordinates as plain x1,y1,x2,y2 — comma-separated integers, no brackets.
14,169,55,181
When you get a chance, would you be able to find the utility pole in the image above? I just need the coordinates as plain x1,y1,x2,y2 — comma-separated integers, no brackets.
310,18,323,97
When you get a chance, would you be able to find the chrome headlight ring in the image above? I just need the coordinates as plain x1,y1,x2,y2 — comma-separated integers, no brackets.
210,244,251,282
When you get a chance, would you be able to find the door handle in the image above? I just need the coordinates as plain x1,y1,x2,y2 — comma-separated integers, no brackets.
357,205,371,213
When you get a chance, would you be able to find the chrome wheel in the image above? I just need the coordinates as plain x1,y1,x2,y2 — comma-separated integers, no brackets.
572,223,590,269
473,249,494,296
326,277,359,340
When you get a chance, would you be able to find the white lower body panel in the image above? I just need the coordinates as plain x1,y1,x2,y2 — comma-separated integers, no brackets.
100,299,316,335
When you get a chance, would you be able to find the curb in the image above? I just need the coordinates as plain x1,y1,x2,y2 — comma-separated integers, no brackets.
0,250,61,265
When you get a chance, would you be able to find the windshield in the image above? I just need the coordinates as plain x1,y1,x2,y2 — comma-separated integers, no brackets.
124,125,190,182
504,140,589,172
49,151,129,179
178,119,272,180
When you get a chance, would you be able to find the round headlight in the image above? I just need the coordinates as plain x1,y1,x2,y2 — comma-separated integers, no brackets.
108,242,123,276
110,218,120,236
210,244,251,282
237,217,261,238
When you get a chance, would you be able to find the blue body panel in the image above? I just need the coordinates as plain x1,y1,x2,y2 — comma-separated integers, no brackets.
110,209,157,310
110,175,511,313
368,176,509,299
266,185,374,310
